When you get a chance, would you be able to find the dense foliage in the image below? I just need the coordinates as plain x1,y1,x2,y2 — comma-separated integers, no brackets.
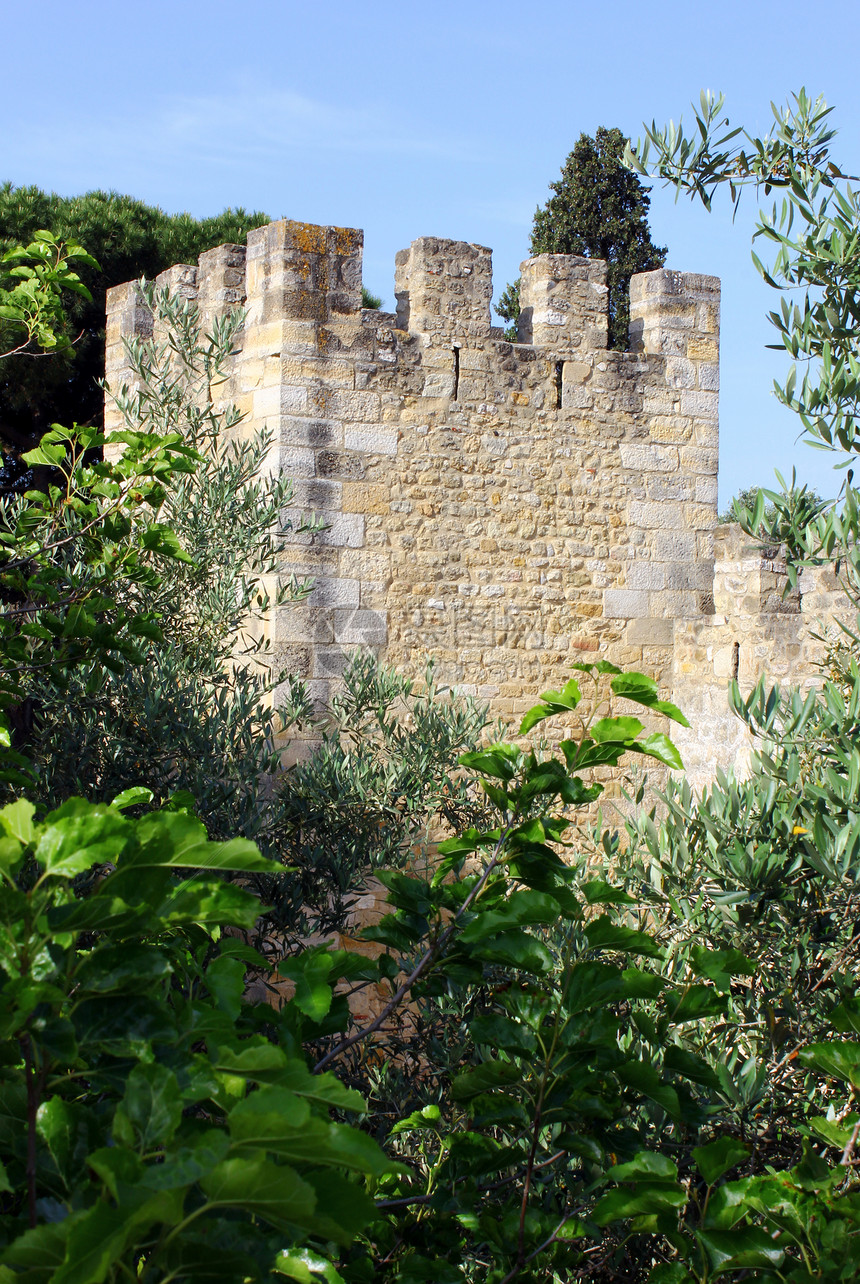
495,127,667,347
0,188,270,487
4,86,860,1282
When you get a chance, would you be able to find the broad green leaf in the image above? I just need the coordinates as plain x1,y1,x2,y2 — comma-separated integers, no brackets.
391,1104,442,1135
139,1130,230,1191
74,943,171,993
799,1040,860,1086
466,927,554,974
808,1112,860,1149
214,1046,366,1111
200,1157,317,1233
593,1181,686,1225
0,798,36,845
303,1170,377,1243
608,1151,679,1183
276,953,335,1022
591,715,644,743
630,732,684,770
663,1045,720,1088
667,985,728,1023
451,1059,522,1101
128,811,272,871
691,945,756,992
585,916,664,958
116,1063,183,1150
610,673,690,726
205,955,246,1019
830,995,860,1034
35,806,130,877
692,1137,750,1185
0,1223,68,1276
459,748,518,780
460,890,562,941
227,1085,311,1135
110,787,154,811
582,879,636,906
276,1251,344,1283
696,1227,784,1275
616,1061,682,1118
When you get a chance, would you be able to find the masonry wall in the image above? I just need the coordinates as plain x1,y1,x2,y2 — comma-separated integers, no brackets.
104,218,845,783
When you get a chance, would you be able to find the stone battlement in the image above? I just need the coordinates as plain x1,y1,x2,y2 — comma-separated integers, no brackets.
105,219,845,779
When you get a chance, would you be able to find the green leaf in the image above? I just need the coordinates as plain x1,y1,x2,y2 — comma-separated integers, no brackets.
692,1137,751,1185
663,1046,720,1089
206,955,247,1019
799,1040,860,1086
200,1157,318,1233
451,1059,522,1101
0,798,36,845
610,672,690,726
616,1061,682,1118
391,1104,442,1135
35,805,129,878
0,1223,68,1277
116,1063,183,1150
275,952,335,1022
213,1046,366,1111
585,915,664,958
691,945,756,992
466,927,554,973
128,811,271,872
582,879,635,905
460,890,562,941
593,1181,686,1225
110,787,154,811
591,715,644,742
631,732,684,770
276,1251,344,1283
608,1151,679,1183
696,1227,784,1275
459,747,518,780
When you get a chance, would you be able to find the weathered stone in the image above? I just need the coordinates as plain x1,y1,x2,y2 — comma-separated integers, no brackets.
106,219,852,789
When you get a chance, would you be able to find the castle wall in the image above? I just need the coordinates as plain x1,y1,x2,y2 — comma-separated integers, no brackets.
105,219,848,783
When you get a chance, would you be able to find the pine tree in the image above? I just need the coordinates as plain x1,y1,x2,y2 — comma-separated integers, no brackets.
496,128,667,349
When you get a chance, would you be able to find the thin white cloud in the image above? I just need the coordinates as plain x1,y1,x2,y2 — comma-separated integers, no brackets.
3,80,467,181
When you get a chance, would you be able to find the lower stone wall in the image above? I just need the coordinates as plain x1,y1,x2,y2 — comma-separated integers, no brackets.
670,525,854,792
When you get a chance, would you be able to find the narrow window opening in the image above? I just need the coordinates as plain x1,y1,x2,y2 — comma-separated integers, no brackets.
732,640,740,681
452,346,460,401
554,361,563,409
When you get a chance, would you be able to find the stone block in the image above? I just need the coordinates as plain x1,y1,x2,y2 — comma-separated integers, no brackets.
279,445,316,479
344,426,399,456
317,449,366,480
619,443,679,473
626,617,674,645
680,389,719,419
626,561,666,590
656,531,698,561
334,608,388,645
289,478,342,510
628,500,686,531
280,416,343,448
342,482,390,515
604,589,650,618
306,577,361,608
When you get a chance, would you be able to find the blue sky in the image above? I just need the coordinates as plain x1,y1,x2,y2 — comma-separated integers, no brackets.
3,0,858,505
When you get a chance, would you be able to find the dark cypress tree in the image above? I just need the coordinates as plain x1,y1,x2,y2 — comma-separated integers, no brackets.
496,128,667,349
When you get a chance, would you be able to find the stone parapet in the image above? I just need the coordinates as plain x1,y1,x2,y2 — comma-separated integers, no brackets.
103,219,851,782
